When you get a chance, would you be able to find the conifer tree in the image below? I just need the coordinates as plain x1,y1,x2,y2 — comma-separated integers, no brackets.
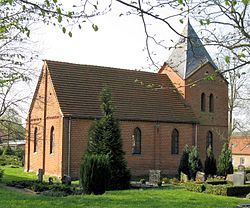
178,144,191,180
204,145,217,177
86,87,131,190
217,142,233,178
189,146,203,180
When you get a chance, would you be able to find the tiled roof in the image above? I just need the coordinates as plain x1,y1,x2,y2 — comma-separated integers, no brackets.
166,20,217,79
45,60,197,123
230,136,250,155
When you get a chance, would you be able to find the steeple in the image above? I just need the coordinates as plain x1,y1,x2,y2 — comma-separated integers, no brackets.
166,20,216,79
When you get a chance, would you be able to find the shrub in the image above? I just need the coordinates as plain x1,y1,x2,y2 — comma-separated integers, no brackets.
140,178,146,184
0,148,3,155
80,153,111,195
0,155,22,167
185,182,205,193
178,144,190,180
171,178,180,185
204,145,217,177
204,184,228,196
157,181,162,187
13,148,25,165
162,177,170,184
217,142,233,177
86,88,131,190
3,145,14,156
0,168,4,181
189,146,202,180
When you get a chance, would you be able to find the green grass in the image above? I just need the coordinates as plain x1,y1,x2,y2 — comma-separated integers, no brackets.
0,166,250,208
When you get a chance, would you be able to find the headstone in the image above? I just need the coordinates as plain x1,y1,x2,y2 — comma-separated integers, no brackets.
233,172,245,186
37,169,44,182
48,177,53,185
226,174,233,182
149,170,161,185
180,172,189,183
61,175,71,185
195,171,205,182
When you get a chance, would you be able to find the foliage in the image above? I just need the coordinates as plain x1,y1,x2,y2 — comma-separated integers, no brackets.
178,144,191,180
3,145,14,155
140,178,146,184
86,87,131,190
80,153,111,195
0,148,3,155
185,182,205,193
162,177,170,184
188,146,203,180
204,145,217,177
217,142,233,177
0,168,4,181
0,155,23,167
204,184,228,196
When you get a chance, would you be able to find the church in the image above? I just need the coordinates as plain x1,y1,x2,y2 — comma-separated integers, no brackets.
25,22,228,178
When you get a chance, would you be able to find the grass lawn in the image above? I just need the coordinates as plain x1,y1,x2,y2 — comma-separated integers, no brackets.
1,166,250,208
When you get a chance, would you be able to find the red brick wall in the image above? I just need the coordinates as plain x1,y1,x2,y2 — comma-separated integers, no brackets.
25,65,64,177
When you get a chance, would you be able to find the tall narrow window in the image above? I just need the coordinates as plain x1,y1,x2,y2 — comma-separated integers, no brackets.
50,126,55,154
207,131,213,149
34,127,38,153
201,93,206,112
171,129,179,154
209,94,214,112
132,127,141,154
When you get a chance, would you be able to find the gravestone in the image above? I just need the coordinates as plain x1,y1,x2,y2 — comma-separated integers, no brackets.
233,172,245,186
149,170,161,185
61,175,71,185
226,174,233,182
37,169,44,183
195,171,205,182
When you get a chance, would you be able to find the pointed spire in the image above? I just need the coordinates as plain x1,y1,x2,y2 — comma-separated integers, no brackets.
166,20,216,79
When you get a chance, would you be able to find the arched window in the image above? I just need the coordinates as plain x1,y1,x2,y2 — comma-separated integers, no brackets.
207,131,213,149
209,94,214,112
201,93,206,112
171,129,179,154
34,127,38,153
50,126,55,154
132,127,141,154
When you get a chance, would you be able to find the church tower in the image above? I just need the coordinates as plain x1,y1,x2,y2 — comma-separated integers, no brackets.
159,21,228,160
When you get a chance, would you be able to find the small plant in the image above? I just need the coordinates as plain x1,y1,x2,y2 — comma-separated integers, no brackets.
140,178,146,184
0,168,4,181
162,177,170,184
171,178,180,185
3,146,14,156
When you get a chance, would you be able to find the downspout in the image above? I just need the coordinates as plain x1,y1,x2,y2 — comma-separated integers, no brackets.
42,67,48,171
27,113,31,172
195,124,198,147
67,117,72,176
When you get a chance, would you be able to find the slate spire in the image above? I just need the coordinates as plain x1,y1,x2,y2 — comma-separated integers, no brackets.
166,20,216,79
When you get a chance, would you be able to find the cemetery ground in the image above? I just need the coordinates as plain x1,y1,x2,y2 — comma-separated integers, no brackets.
0,167,250,208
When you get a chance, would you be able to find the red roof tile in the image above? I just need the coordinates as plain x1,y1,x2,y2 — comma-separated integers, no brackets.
230,136,250,155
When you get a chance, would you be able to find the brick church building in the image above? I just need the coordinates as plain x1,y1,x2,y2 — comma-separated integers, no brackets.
25,22,228,178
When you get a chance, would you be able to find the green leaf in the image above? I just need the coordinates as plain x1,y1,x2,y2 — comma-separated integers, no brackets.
62,27,66,33
22,5,26,11
56,7,61,14
225,56,230,64
225,0,230,6
7,0,13,5
92,24,98,32
53,0,58,3
178,0,183,4
242,0,249,5
179,19,184,24
58,15,62,23
93,4,97,9
68,31,72,37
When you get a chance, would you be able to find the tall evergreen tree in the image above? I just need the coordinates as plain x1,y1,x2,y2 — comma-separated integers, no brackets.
217,142,233,178
86,87,131,190
204,145,217,177
178,144,191,180
189,146,203,180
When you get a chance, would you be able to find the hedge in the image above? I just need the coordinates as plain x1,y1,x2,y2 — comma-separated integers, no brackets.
185,182,250,196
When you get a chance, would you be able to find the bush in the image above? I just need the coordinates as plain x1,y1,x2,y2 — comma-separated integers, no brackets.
162,177,170,184
0,168,4,181
0,148,3,156
140,178,146,184
178,145,190,180
80,153,111,195
3,146,14,156
185,182,205,193
217,142,233,177
204,145,217,177
204,184,228,196
0,155,23,166
189,146,203,180
13,148,25,165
